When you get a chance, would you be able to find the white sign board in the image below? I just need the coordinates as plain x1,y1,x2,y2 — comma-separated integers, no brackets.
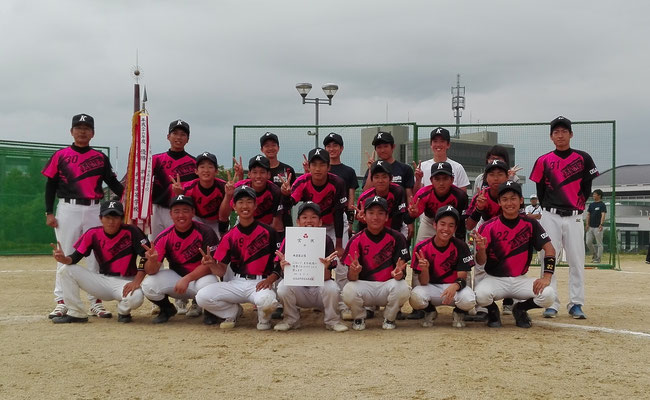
284,227,326,287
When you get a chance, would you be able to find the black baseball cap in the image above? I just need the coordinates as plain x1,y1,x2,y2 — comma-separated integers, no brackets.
434,205,460,223
430,161,453,177
430,127,450,142
196,152,218,168
372,131,394,146
260,132,279,146
233,185,257,202
364,195,388,212
100,200,124,216
484,159,509,174
308,147,330,164
370,160,392,176
71,114,94,130
298,201,321,217
498,181,523,198
323,132,344,146
169,194,195,209
169,119,190,136
248,154,270,170
550,116,572,134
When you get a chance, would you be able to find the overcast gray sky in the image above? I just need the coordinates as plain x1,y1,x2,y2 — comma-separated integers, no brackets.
1,0,648,175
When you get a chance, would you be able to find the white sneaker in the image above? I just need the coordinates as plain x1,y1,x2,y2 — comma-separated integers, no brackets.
186,301,202,318
48,301,67,319
220,319,236,329
326,322,349,332
352,318,366,331
421,309,438,328
382,319,396,330
452,310,466,328
175,299,189,315
274,320,300,331
89,301,112,318
341,308,353,321
257,321,272,331
502,304,513,315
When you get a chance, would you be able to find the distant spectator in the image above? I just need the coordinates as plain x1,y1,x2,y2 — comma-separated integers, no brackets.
585,189,606,264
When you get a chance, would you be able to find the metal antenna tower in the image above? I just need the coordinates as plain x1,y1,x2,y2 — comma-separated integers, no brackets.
451,74,465,138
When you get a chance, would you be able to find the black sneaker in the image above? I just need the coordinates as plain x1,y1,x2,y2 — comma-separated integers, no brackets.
396,311,406,320
52,315,88,324
203,310,222,326
465,311,488,322
365,309,375,319
117,314,132,323
152,302,178,324
512,304,532,328
271,307,284,320
486,304,502,328
406,309,425,320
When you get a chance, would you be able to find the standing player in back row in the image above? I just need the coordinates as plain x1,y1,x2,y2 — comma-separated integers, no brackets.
530,116,598,319
43,113,124,319
323,133,359,239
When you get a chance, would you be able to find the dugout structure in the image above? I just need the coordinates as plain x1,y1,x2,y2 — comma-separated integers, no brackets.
233,121,618,270
0,140,111,255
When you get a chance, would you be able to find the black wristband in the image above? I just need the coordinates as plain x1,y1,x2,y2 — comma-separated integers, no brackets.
455,278,467,290
470,209,483,221
543,256,556,274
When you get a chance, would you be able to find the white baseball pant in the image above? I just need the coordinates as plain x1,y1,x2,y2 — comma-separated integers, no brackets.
141,269,219,301
276,279,341,327
585,227,603,261
151,204,173,241
326,222,351,310
415,214,436,243
409,283,476,311
475,275,555,309
538,210,585,311
59,264,144,318
195,277,279,324
53,201,100,303
342,279,410,321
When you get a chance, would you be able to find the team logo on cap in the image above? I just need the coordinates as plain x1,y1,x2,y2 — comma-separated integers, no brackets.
436,128,442,134
446,205,453,211
202,152,209,157
79,115,87,121
314,149,322,155
176,120,183,125
506,181,512,186
176,195,185,200
492,160,499,165
437,163,444,169
265,132,271,136
255,155,262,161
376,132,383,139
329,133,335,138
373,196,381,202
377,161,383,166
108,201,116,208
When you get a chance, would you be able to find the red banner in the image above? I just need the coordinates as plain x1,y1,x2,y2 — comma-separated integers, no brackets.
123,110,152,233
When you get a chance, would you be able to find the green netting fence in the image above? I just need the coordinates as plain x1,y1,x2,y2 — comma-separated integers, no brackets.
0,140,110,255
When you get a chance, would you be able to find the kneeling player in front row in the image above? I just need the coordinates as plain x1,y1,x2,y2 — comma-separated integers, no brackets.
50,201,148,323
342,196,411,330
473,181,556,328
141,195,220,324
274,202,348,332
409,206,476,328
196,186,280,330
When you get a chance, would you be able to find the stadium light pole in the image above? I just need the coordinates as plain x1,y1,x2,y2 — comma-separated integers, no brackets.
296,83,339,147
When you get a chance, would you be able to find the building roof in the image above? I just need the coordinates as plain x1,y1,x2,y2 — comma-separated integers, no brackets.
593,164,650,186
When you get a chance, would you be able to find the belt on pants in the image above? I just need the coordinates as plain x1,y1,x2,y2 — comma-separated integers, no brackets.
544,207,583,217
62,198,101,206
235,273,267,280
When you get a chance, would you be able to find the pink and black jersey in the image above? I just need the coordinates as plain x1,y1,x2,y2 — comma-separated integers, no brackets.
465,188,501,222
232,179,282,225
42,145,120,200
413,185,468,219
356,184,406,231
152,151,197,206
275,235,337,277
411,237,474,284
182,178,227,220
477,215,551,277
154,221,219,276
214,221,277,276
343,228,410,282
529,149,598,211
71,224,149,277
288,173,347,238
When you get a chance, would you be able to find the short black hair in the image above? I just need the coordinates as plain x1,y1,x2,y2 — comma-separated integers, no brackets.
593,189,604,197
485,145,510,166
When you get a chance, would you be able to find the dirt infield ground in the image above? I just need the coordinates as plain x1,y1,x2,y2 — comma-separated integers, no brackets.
1,255,649,399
